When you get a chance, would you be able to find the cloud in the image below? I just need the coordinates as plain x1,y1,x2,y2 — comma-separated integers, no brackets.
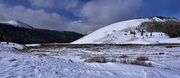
0,0,143,33
29,0,80,10
65,0,143,33
81,0,142,25
67,20,103,34
30,0,56,7
1,0,179,34
27,0,143,33
0,3,70,30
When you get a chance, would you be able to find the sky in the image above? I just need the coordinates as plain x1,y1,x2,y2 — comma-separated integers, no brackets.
0,0,179,33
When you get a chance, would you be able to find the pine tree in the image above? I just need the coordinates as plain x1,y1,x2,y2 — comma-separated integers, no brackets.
150,33,152,36
141,30,144,36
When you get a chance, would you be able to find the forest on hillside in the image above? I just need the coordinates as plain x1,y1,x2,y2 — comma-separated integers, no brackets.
139,20,180,38
0,23,83,44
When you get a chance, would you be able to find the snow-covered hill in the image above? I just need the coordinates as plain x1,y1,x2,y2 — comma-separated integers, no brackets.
72,17,180,44
0,20,34,29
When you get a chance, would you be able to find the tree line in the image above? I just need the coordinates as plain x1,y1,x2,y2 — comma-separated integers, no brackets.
0,23,83,44
139,20,180,38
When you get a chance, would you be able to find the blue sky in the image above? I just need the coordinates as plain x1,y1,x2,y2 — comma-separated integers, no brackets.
139,0,180,18
0,0,179,33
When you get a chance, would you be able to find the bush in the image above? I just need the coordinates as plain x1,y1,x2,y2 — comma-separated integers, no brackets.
84,56,107,63
136,56,149,61
119,55,129,58
166,46,179,48
159,52,165,55
120,59,152,67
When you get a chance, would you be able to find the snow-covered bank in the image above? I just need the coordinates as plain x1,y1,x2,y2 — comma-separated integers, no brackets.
0,42,24,50
0,43,180,78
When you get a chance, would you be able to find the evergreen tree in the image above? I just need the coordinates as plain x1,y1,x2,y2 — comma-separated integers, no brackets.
141,29,144,36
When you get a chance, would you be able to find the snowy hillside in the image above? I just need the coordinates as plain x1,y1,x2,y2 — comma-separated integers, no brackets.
0,20,34,29
72,17,180,44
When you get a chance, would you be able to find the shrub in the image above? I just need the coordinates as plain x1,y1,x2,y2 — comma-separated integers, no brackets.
84,56,107,63
166,46,179,48
159,52,165,55
136,56,149,61
119,55,129,58
116,55,129,59
120,59,152,67
35,53,47,57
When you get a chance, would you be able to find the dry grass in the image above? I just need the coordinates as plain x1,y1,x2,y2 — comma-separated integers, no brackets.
84,56,107,63
158,52,165,55
166,45,180,48
136,56,149,61
84,56,152,67
118,55,129,58
120,59,152,67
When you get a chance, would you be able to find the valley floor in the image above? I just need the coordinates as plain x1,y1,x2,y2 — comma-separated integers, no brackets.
0,43,180,78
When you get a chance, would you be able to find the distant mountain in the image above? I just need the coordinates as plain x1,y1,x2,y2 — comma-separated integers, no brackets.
0,22,83,44
0,20,34,29
72,16,180,44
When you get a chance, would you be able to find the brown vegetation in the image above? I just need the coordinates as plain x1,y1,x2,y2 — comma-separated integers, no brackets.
139,20,180,38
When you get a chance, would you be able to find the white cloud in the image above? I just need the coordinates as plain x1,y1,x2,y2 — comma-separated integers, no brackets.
0,0,143,33
65,0,143,33
29,0,80,10
27,0,143,33
67,20,102,34
30,0,55,7
0,3,69,30
81,0,142,25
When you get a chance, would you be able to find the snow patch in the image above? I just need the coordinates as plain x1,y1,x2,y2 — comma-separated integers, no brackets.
25,44,41,47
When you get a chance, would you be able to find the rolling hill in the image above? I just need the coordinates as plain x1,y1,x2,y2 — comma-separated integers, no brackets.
72,16,180,44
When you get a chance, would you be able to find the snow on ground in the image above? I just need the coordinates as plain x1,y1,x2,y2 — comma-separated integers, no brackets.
72,17,180,44
0,42,24,50
25,44,41,47
0,43,179,78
